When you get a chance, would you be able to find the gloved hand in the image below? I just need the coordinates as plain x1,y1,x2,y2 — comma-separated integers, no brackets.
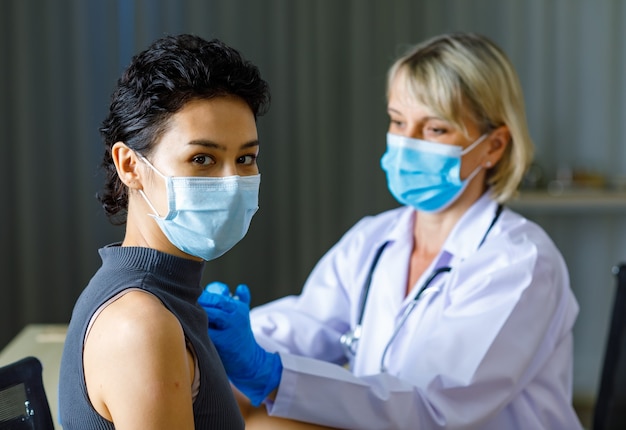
198,282,282,406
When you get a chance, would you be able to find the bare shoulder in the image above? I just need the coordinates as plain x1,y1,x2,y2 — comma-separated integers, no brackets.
84,290,194,428
96,290,181,339
86,290,184,359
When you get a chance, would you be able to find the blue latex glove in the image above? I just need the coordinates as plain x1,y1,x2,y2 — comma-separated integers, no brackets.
198,282,282,406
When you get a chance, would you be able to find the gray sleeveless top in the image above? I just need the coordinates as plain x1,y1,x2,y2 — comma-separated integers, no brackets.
58,244,244,429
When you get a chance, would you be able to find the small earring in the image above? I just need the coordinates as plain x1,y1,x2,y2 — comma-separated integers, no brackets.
485,161,492,168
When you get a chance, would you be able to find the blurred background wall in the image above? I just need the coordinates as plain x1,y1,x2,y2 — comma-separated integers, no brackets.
1,0,625,413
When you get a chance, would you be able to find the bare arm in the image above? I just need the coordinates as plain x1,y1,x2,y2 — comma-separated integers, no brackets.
234,386,336,430
84,291,195,429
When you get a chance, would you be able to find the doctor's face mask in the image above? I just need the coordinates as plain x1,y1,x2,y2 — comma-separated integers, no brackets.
380,132,487,212
138,156,260,261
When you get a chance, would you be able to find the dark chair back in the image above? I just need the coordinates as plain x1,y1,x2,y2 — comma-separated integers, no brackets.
594,263,626,430
0,356,54,430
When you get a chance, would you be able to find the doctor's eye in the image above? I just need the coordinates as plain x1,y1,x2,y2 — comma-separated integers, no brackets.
423,122,450,138
388,119,404,129
426,127,446,135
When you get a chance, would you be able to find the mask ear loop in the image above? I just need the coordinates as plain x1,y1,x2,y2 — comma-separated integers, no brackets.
433,162,485,213
135,154,170,219
433,133,489,213
139,190,164,218
458,132,491,182
460,132,489,156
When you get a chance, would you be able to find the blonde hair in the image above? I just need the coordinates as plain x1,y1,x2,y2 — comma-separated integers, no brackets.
387,32,533,202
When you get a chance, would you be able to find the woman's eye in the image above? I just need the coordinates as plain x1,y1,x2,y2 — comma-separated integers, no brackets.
192,155,214,166
237,154,257,166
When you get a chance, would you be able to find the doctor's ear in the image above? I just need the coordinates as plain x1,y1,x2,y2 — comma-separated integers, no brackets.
484,125,510,167
112,142,142,189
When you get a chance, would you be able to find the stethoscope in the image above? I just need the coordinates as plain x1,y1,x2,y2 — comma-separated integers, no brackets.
340,204,503,372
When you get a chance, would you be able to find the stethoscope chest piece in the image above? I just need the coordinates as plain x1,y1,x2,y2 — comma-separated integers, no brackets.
340,324,361,361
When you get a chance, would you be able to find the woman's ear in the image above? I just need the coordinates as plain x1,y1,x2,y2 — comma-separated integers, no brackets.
484,125,511,168
112,142,142,189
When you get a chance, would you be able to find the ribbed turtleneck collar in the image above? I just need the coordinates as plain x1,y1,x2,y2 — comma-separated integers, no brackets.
98,243,205,293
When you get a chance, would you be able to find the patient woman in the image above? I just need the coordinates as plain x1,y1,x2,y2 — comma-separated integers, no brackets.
58,34,270,429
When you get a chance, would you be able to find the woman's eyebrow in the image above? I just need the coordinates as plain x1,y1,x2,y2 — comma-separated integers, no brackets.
187,139,259,150
240,140,260,149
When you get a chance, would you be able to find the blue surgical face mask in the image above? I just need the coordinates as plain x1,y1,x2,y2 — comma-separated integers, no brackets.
138,156,259,261
380,132,487,212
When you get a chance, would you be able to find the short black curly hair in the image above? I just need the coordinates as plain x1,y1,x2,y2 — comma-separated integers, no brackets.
98,34,270,224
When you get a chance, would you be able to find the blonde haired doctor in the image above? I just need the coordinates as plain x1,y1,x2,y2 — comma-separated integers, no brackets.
200,32,583,430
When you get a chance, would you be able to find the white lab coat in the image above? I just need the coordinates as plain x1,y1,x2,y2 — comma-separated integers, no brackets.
251,194,582,430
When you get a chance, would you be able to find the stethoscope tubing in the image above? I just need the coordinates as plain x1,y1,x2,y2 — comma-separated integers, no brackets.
342,204,503,370
379,266,451,372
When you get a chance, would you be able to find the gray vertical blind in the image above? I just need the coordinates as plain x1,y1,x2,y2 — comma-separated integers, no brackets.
1,0,624,402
